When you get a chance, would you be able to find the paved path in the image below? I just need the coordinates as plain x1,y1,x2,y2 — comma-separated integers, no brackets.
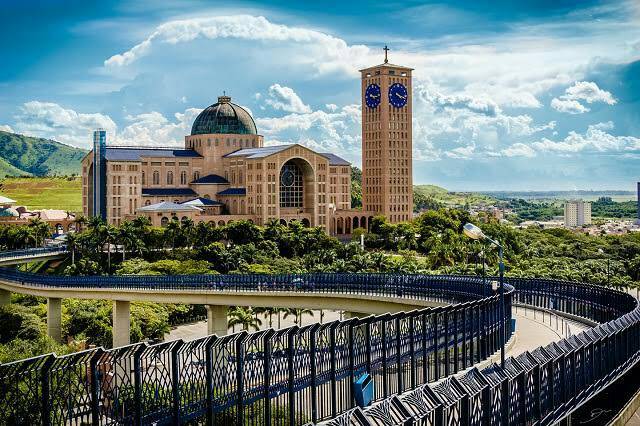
166,306,589,360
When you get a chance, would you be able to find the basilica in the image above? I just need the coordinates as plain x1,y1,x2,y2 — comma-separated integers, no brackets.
82,53,413,235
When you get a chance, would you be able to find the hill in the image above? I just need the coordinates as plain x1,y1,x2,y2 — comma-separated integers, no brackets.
0,177,82,212
414,184,496,208
0,131,86,177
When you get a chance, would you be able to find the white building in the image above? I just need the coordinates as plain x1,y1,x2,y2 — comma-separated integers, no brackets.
564,200,591,227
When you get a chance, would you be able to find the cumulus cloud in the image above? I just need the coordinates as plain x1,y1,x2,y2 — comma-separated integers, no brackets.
550,81,616,114
263,84,311,113
0,124,14,133
550,98,590,114
12,101,117,147
104,15,371,76
532,123,640,154
564,81,617,105
117,109,202,147
255,104,362,163
415,84,501,117
8,101,207,149
501,143,537,158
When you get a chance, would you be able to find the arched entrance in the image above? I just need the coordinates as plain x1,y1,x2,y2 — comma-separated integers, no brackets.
279,158,316,226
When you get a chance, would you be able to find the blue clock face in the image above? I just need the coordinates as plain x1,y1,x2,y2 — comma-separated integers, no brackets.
365,83,381,109
388,83,408,108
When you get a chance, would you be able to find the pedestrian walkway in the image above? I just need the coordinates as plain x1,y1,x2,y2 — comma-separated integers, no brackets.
166,305,590,358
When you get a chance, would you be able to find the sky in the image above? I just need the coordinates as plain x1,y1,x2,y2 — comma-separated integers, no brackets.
1,0,639,191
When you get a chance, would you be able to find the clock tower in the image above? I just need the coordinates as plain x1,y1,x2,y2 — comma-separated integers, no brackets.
360,46,413,223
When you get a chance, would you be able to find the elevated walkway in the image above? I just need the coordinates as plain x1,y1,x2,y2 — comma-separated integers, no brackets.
0,246,67,266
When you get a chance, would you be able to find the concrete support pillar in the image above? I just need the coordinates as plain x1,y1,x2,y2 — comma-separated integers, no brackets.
0,289,10,305
47,297,62,343
112,300,130,348
206,305,228,336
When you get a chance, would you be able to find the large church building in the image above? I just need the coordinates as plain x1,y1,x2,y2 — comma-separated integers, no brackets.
82,52,412,235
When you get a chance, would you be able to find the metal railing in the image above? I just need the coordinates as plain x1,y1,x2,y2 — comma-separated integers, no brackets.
0,272,635,425
325,277,639,426
0,246,68,262
0,272,514,425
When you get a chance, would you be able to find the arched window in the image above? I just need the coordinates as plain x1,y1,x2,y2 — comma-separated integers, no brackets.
141,171,145,185
193,171,200,181
167,171,173,185
161,217,169,227
180,171,187,185
153,171,160,185
145,200,151,206
280,160,303,208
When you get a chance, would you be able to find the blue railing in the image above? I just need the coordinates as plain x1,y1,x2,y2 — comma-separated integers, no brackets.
326,277,639,426
0,271,635,425
0,246,67,261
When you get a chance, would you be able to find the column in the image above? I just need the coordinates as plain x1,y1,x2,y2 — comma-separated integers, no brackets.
47,297,62,343
0,289,10,305
207,305,228,336
112,300,131,348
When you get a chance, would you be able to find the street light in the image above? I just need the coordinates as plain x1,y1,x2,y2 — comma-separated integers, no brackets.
463,222,506,368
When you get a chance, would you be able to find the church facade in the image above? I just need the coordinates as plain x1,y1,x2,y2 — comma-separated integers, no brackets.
82,52,412,235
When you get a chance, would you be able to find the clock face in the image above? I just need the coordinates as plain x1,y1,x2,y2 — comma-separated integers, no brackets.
281,169,295,187
365,83,381,109
388,83,408,108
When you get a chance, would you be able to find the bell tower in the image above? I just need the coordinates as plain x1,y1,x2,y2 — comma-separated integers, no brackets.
360,46,413,223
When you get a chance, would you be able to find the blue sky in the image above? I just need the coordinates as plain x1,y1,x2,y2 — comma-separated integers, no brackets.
1,0,639,190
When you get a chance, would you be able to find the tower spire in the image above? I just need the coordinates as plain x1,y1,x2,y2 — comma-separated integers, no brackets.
383,45,389,63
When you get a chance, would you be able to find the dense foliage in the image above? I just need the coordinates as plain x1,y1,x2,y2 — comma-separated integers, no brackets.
0,130,86,177
591,197,637,219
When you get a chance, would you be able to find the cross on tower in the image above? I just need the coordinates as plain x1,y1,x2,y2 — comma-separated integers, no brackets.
383,45,389,63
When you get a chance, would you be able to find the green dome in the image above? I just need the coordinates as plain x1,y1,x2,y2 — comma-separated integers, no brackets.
191,95,257,135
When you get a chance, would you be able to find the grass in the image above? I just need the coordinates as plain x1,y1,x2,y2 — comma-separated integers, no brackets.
414,184,496,207
0,176,82,212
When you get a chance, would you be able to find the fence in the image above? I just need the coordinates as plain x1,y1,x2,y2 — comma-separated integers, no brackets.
0,272,514,425
0,272,635,425
324,277,639,426
0,246,68,261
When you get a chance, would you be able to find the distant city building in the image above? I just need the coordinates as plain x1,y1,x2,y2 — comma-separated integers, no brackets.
564,200,592,227
82,49,414,234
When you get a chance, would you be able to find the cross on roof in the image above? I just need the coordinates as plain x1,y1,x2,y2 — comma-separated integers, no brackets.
383,45,389,63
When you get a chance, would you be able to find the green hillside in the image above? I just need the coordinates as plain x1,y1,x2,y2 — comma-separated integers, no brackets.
0,131,86,177
414,184,496,207
0,177,82,212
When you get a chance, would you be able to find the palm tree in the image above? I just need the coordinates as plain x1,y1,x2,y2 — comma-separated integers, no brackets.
283,308,314,326
65,232,79,265
228,307,262,331
28,218,51,247
99,223,118,273
118,221,145,261
165,218,181,249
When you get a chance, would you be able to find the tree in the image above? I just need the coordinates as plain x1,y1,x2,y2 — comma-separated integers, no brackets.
28,218,50,247
283,308,314,326
65,231,79,265
228,307,262,331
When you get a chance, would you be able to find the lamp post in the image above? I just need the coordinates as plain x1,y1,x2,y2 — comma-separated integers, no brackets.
463,222,506,368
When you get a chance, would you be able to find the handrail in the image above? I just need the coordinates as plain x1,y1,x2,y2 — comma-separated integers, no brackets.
328,277,639,426
0,246,67,261
0,272,512,425
0,271,636,425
